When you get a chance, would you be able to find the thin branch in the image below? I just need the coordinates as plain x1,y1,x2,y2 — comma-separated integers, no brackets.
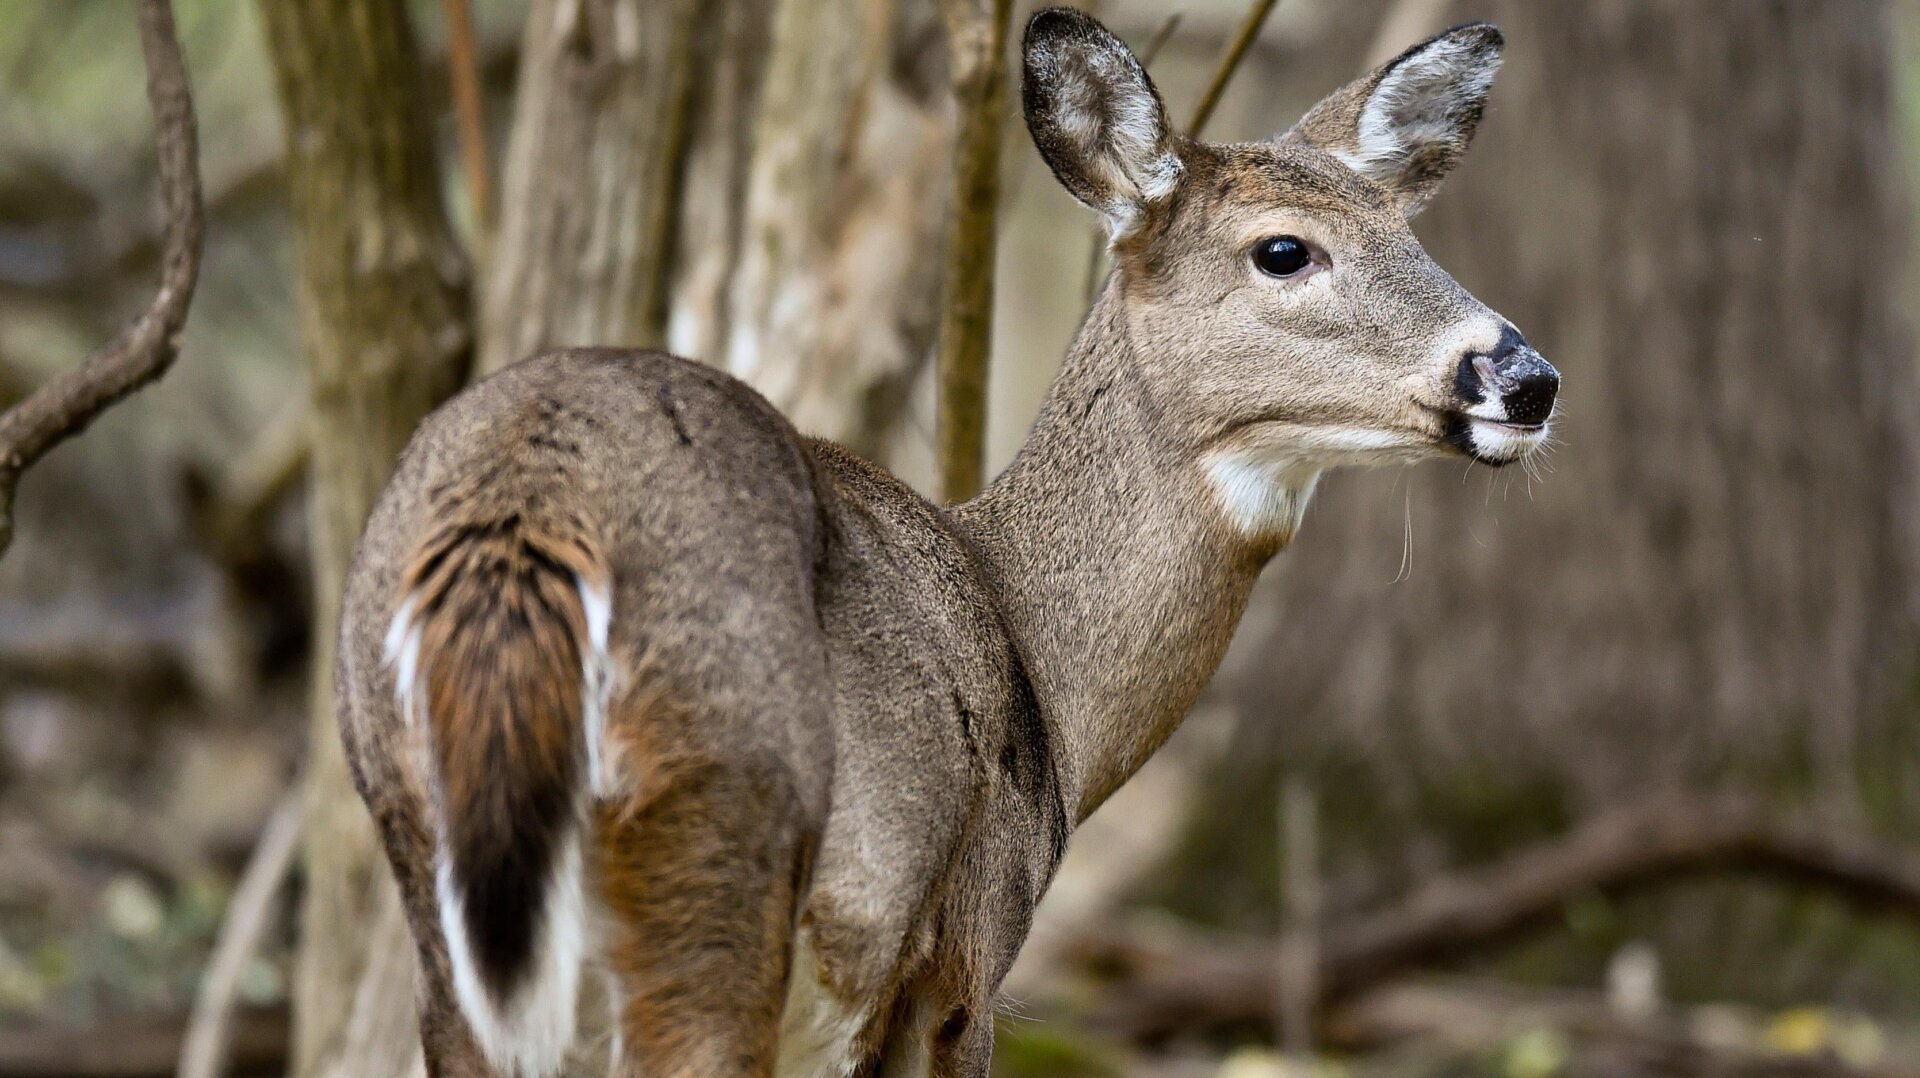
1187,0,1282,137
1082,11,1184,304
179,792,305,1078
0,0,203,559
443,0,493,250
1083,797,1920,1042
1141,11,1186,64
935,0,1014,504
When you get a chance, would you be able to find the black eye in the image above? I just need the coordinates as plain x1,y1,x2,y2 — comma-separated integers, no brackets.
1253,235,1315,278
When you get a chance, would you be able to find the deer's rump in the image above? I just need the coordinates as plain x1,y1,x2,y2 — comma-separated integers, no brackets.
337,348,837,1072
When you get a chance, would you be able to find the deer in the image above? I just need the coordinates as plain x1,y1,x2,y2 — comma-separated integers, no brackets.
335,7,1558,1076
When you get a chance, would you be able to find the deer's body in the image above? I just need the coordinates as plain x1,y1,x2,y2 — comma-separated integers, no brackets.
339,9,1558,1076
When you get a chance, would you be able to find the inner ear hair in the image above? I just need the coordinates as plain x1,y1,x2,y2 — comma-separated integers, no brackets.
1283,22,1503,216
1022,6,1181,237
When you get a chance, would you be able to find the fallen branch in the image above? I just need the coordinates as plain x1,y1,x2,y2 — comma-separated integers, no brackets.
1081,797,1920,1042
0,604,198,704
0,0,203,559
1330,978,1920,1077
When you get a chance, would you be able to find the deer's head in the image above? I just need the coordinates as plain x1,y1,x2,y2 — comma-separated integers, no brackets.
1023,8,1558,540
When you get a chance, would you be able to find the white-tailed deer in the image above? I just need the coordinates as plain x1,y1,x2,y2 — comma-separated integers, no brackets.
338,8,1557,1075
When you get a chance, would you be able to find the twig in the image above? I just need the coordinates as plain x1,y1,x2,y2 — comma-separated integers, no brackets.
935,0,1015,503
1187,0,1282,137
178,792,305,1078
1141,11,1185,63
0,0,203,559
1082,11,1184,304
443,0,493,250
1082,796,1920,1042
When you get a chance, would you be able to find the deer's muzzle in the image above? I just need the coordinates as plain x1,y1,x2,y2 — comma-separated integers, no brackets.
1443,324,1558,464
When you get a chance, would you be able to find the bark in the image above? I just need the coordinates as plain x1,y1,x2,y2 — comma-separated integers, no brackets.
714,0,951,455
659,0,772,371
479,0,705,375
1179,1,1917,962
483,0,950,460
257,2,472,1074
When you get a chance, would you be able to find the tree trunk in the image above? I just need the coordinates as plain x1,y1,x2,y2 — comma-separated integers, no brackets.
258,2,472,1074
483,0,951,459
1177,0,1916,995
478,0,706,375
709,0,951,455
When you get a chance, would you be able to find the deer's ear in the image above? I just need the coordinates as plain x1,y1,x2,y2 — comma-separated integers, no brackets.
1022,7,1181,238
1284,23,1503,218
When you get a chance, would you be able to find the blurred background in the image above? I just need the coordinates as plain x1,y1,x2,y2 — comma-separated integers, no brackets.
3,1,1918,1075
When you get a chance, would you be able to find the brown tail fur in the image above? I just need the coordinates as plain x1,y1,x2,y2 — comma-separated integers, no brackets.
391,507,608,1008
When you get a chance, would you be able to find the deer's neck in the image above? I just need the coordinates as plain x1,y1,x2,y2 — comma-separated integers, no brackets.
955,284,1297,824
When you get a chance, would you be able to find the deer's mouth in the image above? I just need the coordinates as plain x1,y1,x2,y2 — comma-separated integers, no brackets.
1419,403,1551,466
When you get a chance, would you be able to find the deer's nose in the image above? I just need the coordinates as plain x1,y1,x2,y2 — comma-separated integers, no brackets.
1456,326,1558,427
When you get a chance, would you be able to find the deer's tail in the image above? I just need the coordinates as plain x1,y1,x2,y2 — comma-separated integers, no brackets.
383,508,612,1074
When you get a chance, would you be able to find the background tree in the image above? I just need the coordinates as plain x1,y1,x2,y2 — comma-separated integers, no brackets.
257,2,471,1073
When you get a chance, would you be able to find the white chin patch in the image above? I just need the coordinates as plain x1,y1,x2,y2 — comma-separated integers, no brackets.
1466,418,1549,463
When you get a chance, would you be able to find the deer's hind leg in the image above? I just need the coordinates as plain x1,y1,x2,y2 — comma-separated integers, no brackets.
590,678,830,1077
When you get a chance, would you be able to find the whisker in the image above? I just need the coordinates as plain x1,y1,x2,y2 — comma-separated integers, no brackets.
1393,476,1414,583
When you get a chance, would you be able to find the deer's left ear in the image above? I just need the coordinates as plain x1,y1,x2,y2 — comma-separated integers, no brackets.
1284,23,1503,218
1023,7,1182,239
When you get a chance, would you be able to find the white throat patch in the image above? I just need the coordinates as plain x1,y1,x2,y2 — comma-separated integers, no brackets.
1204,426,1429,541
1204,449,1321,543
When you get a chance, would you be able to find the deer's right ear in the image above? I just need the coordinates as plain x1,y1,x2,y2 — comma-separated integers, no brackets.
1282,23,1503,218
1022,7,1181,239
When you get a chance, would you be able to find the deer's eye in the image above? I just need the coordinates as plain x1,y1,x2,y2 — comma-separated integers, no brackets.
1253,236,1315,279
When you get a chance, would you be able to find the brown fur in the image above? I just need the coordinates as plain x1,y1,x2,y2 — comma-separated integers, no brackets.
335,9,1548,1076
402,504,603,1002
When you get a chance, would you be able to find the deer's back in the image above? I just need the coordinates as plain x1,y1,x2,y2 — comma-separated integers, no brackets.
337,348,1064,1005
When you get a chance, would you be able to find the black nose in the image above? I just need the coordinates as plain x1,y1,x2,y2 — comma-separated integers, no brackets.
1457,325,1559,426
